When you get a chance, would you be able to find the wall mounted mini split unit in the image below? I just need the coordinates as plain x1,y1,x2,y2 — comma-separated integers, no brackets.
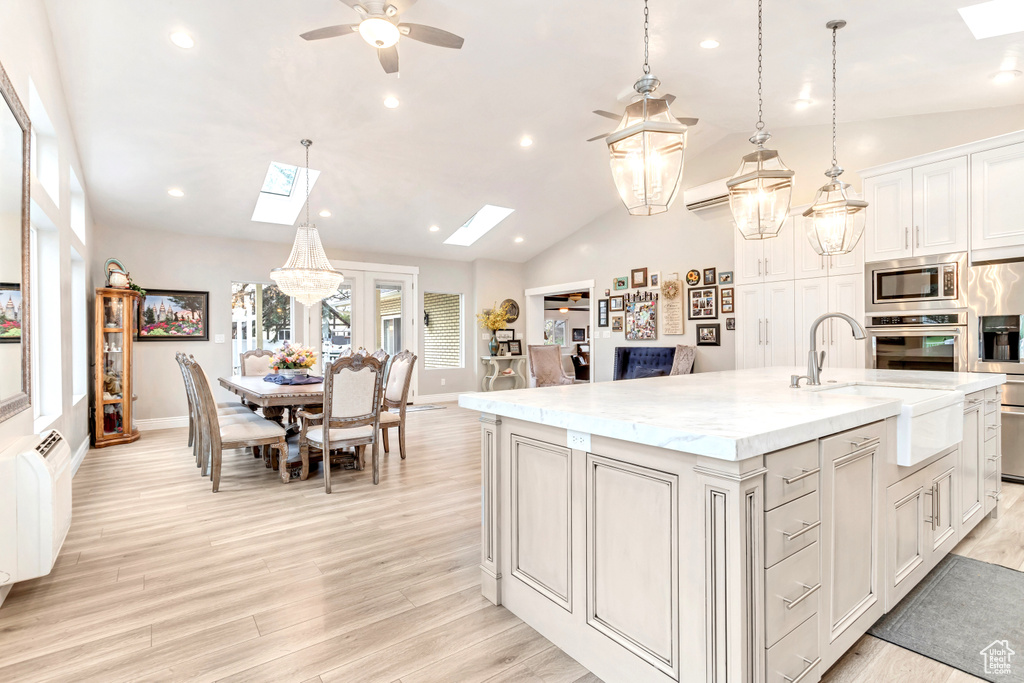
683,178,731,211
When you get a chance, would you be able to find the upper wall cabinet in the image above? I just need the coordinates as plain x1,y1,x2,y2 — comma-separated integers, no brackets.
793,213,864,279
863,158,968,263
971,141,1024,252
733,218,795,286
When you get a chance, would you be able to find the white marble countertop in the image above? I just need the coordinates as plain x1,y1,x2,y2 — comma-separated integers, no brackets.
457,367,1006,461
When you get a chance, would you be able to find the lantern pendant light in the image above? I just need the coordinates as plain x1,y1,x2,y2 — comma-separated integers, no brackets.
803,20,868,256
727,0,795,240
606,0,698,216
270,139,345,307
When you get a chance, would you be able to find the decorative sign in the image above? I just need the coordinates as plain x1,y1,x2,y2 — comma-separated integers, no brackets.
624,290,658,341
660,279,684,335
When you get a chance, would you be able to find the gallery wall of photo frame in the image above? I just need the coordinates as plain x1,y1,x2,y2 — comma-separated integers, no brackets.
598,266,735,347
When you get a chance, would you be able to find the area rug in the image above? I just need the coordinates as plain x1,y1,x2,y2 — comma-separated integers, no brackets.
868,554,1024,681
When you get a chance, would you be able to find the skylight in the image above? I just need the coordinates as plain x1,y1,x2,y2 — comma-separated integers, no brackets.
251,164,320,226
959,0,1024,39
443,205,515,246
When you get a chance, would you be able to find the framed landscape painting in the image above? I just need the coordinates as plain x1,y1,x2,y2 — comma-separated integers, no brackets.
0,283,22,342
138,289,209,341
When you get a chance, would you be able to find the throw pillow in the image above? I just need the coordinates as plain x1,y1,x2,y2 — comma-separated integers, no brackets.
670,345,696,375
626,366,667,380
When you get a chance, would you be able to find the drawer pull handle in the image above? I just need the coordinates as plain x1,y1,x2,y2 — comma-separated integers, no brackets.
988,491,1001,500
969,398,984,405
845,436,881,450
783,657,822,683
783,582,821,610
784,467,821,485
784,520,821,542
988,455,1000,462
987,425,999,431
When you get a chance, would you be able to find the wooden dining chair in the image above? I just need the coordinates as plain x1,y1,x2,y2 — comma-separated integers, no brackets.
379,350,417,460
298,352,388,492
175,352,250,466
185,357,289,491
239,348,275,376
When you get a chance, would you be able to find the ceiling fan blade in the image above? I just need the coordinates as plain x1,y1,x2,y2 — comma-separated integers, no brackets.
593,110,621,121
663,94,676,105
677,117,699,126
378,45,400,74
398,23,464,49
587,132,611,142
300,24,358,41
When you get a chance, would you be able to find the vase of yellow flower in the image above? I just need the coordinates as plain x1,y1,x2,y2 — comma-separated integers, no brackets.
476,302,512,357
273,343,317,378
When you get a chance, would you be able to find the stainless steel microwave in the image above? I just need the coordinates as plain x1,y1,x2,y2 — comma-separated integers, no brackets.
865,253,967,313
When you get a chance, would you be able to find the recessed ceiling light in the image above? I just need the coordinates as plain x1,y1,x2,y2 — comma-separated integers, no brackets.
167,188,185,197
793,98,813,109
443,205,515,246
429,225,440,232
992,69,1022,84
319,209,332,218
520,136,533,147
169,31,195,49
514,236,524,243
383,96,400,109
959,0,1024,40
700,39,720,49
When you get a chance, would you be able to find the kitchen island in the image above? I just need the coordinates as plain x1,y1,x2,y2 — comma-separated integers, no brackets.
459,367,1006,683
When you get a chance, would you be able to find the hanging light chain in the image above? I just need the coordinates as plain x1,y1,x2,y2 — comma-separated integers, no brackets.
642,0,650,75
831,25,838,168
755,0,764,131
303,139,312,227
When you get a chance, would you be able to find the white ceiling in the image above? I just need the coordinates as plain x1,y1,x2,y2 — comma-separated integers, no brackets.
43,0,1024,263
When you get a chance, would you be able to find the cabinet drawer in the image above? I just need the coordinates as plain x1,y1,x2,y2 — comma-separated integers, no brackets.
985,472,1001,515
820,421,884,462
985,409,1001,435
766,614,820,683
765,441,819,511
766,491,820,568
985,387,1000,412
985,438,1001,479
765,542,820,647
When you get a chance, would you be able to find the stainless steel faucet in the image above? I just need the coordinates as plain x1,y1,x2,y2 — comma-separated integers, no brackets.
790,312,867,388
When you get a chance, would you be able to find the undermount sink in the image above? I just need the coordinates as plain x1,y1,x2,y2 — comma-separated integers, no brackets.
814,383,965,466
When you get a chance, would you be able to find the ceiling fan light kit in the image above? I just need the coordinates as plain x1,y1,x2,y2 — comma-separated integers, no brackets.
358,16,400,48
803,20,869,256
727,0,795,240
606,0,698,217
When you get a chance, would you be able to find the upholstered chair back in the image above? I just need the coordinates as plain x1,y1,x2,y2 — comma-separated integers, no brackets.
240,348,275,376
528,344,574,387
384,350,417,407
324,353,387,424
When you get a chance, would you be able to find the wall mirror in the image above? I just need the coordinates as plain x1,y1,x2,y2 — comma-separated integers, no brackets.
0,59,31,423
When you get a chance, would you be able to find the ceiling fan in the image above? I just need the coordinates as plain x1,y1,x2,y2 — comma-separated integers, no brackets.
300,0,464,75
587,94,698,142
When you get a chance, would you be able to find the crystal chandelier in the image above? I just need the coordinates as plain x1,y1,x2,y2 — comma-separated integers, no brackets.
606,0,697,216
804,21,868,256
270,139,344,307
727,0,795,240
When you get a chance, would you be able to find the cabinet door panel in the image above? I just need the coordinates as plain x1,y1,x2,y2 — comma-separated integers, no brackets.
885,481,927,610
765,281,796,367
827,274,866,369
929,463,957,560
960,403,984,533
913,157,968,256
735,284,765,369
793,213,829,280
828,236,864,277
971,142,1024,251
863,170,913,263
735,233,765,285
794,278,829,372
764,218,795,282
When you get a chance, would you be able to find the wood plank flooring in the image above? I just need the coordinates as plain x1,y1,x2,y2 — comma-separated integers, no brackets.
0,404,1018,682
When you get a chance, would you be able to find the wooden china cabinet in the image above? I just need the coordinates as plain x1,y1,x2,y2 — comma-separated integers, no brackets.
93,287,141,447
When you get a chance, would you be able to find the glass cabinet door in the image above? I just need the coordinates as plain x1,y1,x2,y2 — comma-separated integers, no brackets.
100,293,125,435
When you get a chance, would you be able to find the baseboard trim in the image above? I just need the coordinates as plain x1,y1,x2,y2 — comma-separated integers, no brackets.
71,437,90,476
136,416,190,431
415,392,464,404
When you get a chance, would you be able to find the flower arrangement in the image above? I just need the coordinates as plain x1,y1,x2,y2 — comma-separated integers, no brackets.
273,343,317,370
476,301,511,331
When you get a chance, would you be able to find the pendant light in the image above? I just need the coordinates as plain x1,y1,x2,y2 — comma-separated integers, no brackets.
606,0,698,216
803,20,868,256
270,140,344,307
727,0,794,240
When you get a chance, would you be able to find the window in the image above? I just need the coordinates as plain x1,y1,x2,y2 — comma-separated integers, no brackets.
70,247,87,402
423,292,462,369
30,210,61,427
230,283,293,373
321,284,352,364
544,319,567,347
251,162,320,225
70,168,85,243
29,80,59,208
376,283,403,356
261,162,298,196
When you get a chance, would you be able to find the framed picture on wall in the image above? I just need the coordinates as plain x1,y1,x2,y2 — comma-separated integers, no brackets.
688,286,718,320
726,318,736,331
495,329,515,343
609,295,624,312
631,267,648,288
0,283,22,342
614,276,628,291
721,287,734,314
649,272,661,287
719,271,733,285
703,268,717,286
612,316,623,332
697,323,721,346
507,340,522,356
572,328,586,342
138,289,209,341
598,299,609,327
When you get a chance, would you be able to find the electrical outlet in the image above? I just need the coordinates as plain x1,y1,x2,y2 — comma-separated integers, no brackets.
567,430,591,451
214,334,225,343
602,330,611,339
482,333,491,341
440,378,446,386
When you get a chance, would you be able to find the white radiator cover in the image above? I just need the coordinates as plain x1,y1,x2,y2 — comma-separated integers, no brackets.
0,430,73,587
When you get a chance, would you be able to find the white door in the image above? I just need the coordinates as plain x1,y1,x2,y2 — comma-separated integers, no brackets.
913,157,968,256
795,277,829,372
971,142,1024,251
793,213,830,280
763,219,795,282
827,274,865,369
734,236,764,285
864,169,913,263
734,284,765,369
764,281,795,367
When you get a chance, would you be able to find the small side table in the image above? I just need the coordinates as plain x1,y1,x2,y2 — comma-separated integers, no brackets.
480,356,527,391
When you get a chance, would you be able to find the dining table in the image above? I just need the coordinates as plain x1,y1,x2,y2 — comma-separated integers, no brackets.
218,374,323,429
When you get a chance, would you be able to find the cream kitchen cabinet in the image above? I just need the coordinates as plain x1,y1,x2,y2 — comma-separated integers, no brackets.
735,281,796,369
971,141,1024,252
793,212,864,280
733,219,795,286
959,392,985,534
794,275,865,371
863,157,968,263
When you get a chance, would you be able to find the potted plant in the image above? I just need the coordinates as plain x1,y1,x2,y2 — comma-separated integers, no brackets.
476,302,511,356
272,343,318,378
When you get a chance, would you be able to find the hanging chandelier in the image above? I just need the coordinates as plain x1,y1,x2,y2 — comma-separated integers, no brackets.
804,20,868,256
606,0,697,216
270,139,344,307
727,0,794,240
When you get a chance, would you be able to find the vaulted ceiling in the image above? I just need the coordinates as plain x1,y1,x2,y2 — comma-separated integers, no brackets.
44,0,1024,262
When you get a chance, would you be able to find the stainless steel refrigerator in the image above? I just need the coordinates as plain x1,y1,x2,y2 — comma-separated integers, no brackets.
969,260,1024,482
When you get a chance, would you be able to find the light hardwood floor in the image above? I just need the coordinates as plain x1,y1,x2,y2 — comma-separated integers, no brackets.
0,404,1018,682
